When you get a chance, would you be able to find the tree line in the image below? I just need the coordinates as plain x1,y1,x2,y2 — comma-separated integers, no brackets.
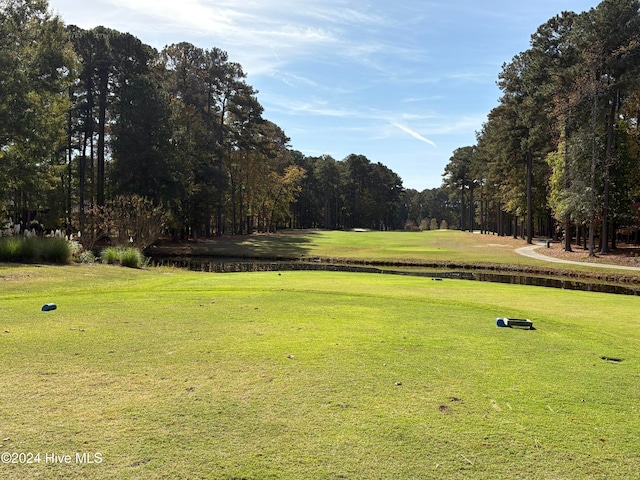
15,0,633,245
1,0,425,242
442,0,640,253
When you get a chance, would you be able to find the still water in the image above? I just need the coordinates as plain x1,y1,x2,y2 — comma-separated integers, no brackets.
150,257,640,296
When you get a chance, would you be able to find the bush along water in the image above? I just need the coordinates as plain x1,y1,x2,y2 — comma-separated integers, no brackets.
100,246,146,268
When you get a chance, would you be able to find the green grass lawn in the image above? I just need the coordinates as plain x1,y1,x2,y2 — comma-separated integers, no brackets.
301,229,524,264
1,264,639,479
155,229,529,264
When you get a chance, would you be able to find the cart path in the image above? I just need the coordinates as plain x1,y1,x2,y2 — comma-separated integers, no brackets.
515,245,640,271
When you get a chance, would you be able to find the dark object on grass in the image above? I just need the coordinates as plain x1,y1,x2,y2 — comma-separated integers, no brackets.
536,238,552,248
42,303,57,312
496,317,535,330
601,356,623,363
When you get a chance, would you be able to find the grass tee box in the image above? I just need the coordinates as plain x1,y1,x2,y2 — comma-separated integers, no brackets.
0,265,639,479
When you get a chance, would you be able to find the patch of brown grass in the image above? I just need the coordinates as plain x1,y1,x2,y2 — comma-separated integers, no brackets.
540,242,640,268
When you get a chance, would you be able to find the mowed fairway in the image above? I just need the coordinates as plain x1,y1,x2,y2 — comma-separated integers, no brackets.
302,229,527,264
1,265,639,479
170,230,537,267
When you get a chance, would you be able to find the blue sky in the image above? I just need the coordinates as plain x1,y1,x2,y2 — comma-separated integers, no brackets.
48,0,601,190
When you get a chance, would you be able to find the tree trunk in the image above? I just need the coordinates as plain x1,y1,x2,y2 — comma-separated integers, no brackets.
576,224,581,249
611,219,617,250
588,212,596,257
231,176,237,234
469,183,475,233
460,188,466,231
563,121,572,251
97,74,108,207
588,72,598,257
526,151,533,244
600,91,617,254
79,135,87,233
324,188,331,229
66,86,73,234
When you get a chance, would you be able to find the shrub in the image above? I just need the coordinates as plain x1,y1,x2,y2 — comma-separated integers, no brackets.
0,237,22,262
118,248,145,268
101,247,120,265
0,236,71,264
68,240,84,263
79,250,97,264
16,236,40,262
404,220,419,232
100,246,145,268
40,237,72,263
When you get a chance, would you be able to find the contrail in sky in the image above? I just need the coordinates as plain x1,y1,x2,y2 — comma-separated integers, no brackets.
392,122,437,147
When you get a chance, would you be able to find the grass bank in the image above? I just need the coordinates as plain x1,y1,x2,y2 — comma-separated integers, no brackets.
1,264,638,479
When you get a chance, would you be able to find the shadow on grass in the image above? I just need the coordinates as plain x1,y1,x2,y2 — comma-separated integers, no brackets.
150,230,318,259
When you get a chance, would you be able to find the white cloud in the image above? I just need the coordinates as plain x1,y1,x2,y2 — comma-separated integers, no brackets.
304,5,387,26
275,100,358,119
424,115,486,136
96,0,349,76
52,0,429,80
108,0,335,43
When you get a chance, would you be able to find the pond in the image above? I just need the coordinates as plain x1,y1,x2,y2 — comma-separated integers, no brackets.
149,257,640,296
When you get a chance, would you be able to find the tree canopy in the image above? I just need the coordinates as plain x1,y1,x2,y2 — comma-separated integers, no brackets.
0,0,411,239
443,0,640,251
